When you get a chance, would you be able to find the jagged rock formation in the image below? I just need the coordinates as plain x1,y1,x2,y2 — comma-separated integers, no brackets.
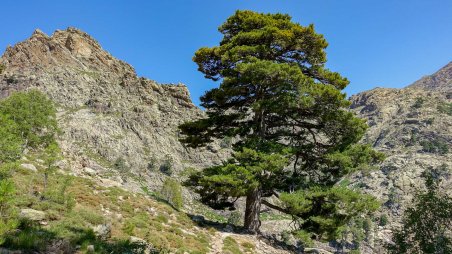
0,28,227,192
349,62,452,252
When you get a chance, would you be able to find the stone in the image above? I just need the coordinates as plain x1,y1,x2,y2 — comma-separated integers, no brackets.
92,224,111,240
83,167,96,175
20,208,46,221
20,163,37,172
86,245,95,253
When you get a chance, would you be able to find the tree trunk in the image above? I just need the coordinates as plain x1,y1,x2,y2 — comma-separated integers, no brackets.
244,187,262,233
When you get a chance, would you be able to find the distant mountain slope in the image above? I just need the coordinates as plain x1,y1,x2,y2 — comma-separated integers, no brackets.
408,61,452,92
349,62,452,252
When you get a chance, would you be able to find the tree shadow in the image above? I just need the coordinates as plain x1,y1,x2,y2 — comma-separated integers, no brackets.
185,213,301,253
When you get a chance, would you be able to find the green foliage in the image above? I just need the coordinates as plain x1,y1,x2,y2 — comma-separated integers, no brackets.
41,141,62,195
0,115,23,163
420,139,449,154
185,147,288,209
437,101,452,116
294,230,314,248
387,167,452,253
159,155,173,176
379,214,389,226
114,157,128,172
227,211,242,226
0,90,58,148
0,178,19,244
179,10,382,232
412,97,425,109
280,186,379,241
147,156,158,171
0,64,5,74
161,178,183,210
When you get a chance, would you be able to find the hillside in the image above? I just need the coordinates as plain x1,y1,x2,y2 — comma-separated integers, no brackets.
349,62,452,252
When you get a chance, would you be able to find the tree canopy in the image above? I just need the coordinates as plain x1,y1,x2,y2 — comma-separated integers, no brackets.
180,10,383,234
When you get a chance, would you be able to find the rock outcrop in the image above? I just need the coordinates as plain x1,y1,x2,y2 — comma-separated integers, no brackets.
0,28,227,192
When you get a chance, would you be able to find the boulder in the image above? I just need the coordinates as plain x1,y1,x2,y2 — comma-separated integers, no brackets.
20,208,46,221
20,163,37,172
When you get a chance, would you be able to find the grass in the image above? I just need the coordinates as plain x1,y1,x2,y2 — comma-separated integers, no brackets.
222,236,243,254
260,211,291,221
6,155,214,253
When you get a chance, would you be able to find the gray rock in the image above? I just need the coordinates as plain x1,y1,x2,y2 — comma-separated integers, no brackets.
20,208,46,221
20,163,37,172
92,224,111,239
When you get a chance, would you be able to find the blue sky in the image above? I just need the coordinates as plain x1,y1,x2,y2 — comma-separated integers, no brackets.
1,0,451,106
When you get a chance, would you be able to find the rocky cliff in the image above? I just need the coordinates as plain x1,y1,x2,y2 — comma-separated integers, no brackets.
349,62,452,251
0,28,227,192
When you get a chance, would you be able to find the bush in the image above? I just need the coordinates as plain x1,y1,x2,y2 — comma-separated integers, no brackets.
379,214,389,226
412,97,425,109
161,179,183,210
114,157,128,172
227,211,242,226
437,101,452,116
0,179,19,244
295,230,314,248
420,139,449,154
0,64,5,74
159,155,173,176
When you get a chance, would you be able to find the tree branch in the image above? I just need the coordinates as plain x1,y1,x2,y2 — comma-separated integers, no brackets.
261,199,288,214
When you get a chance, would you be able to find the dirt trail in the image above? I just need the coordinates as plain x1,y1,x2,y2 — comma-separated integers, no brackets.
208,231,292,254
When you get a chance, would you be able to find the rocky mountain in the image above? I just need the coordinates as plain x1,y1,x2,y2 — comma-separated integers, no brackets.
0,28,228,192
349,61,452,252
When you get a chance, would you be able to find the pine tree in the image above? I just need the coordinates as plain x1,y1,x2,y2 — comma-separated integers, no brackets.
180,10,383,233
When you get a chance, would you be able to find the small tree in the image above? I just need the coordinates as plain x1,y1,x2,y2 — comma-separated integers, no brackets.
42,142,61,197
161,178,183,210
387,166,452,253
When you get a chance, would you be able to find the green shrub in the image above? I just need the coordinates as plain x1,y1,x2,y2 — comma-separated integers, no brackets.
437,101,452,116
0,179,19,244
0,64,5,74
412,97,425,109
227,211,242,226
420,139,449,154
160,155,173,176
114,157,128,172
147,156,157,171
379,214,389,226
295,230,314,248
161,179,183,210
